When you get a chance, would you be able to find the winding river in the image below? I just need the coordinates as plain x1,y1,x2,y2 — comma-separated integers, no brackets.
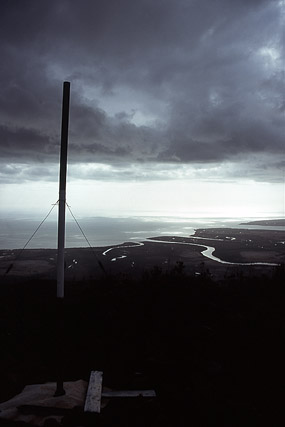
102,239,279,267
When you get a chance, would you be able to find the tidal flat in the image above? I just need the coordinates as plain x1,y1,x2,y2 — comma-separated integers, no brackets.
1,228,284,281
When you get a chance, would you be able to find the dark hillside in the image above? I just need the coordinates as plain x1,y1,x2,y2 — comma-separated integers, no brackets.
0,265,284,426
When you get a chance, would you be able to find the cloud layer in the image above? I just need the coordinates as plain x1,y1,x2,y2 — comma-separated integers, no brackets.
0,0,284,183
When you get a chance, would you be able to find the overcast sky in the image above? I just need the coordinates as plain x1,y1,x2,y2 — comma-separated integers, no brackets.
0,0,284,218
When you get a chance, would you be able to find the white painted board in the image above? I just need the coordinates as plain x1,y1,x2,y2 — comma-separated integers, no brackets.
84,371,103,413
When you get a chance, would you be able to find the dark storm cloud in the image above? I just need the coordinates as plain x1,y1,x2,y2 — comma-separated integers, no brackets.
0,124,57,161
0,0,283,182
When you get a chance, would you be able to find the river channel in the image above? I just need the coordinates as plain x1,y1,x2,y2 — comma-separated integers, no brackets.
102,239,279,267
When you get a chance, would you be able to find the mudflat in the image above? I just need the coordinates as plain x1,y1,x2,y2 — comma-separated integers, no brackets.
1,228,284,281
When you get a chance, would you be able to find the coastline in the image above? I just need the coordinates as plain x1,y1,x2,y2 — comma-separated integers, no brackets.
240,219,285,226
1,227,284,281
1,216,284,251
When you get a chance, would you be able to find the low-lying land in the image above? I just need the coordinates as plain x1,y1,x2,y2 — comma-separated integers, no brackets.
1,228,284,282
240,218,285,226
0,227,284,426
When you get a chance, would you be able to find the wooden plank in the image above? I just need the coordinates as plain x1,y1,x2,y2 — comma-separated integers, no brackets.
84,371,103,413
102,390,156,398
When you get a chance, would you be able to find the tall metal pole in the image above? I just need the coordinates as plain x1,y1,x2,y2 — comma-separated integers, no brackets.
57,81,70,299
55,81,70,397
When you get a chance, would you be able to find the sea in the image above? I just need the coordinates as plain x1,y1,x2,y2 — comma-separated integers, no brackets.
0,214,284,250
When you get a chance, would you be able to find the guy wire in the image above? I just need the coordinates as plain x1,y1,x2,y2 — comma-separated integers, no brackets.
3,202,58,277
66,203,106,274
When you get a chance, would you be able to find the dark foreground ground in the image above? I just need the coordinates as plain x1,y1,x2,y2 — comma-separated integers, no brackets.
0,264,284,426
0,228,284,426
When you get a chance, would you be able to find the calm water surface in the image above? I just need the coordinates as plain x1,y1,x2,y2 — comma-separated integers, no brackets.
0,215,284,250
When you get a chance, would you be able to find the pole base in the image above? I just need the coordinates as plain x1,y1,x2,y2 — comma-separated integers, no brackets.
54,382,65,397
